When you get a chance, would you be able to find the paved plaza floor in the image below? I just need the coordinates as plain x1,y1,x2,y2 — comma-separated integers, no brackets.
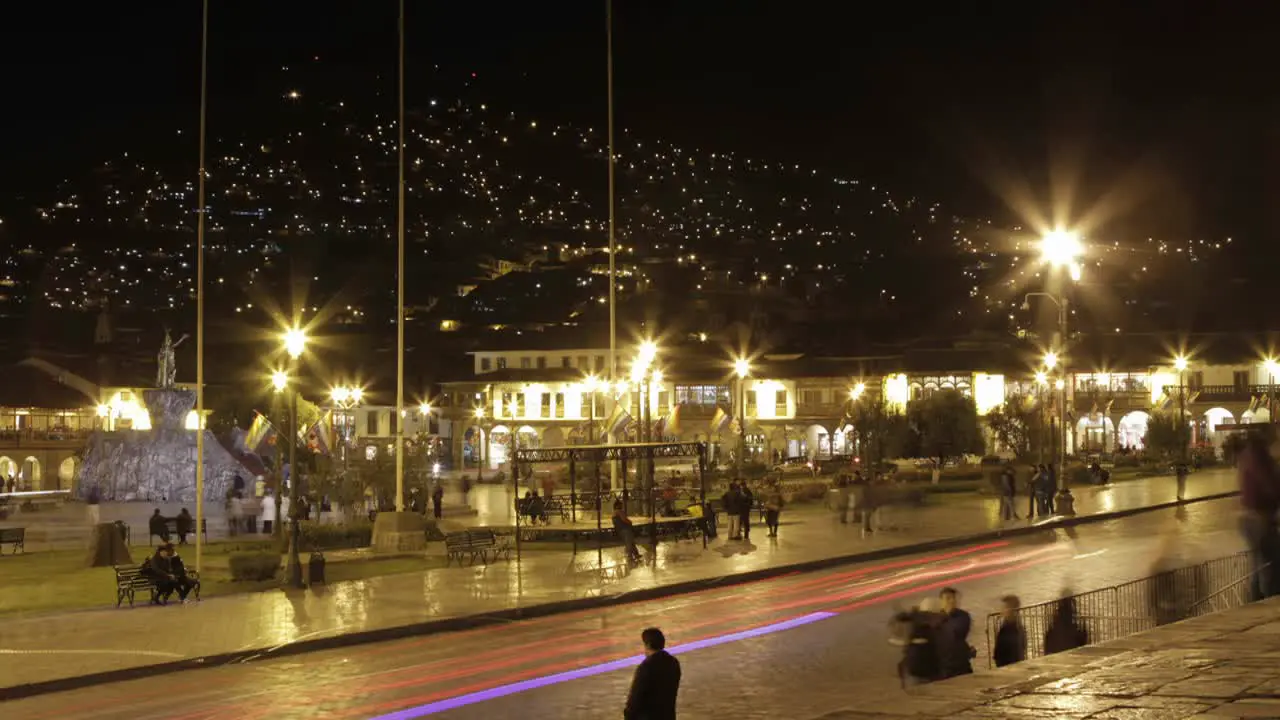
816,595,1280,720
0,469,1241,695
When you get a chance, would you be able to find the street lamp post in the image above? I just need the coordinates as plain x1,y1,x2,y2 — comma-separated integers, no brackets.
734,358,750,481
1175,356,1189,462
848,381,865,462
1264,359,1278,429
330,386,363,476
473,407,486,484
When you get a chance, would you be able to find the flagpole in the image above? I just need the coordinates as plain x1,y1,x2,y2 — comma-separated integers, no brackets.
394,0,406,512
194,0,209,576
606,0,619,491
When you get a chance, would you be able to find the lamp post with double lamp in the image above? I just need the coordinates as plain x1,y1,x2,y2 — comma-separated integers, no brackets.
329,385,363,475
734,357,750,480
1174,356,1190,462
583,375,600,445
272,326,307,588
473,407,486,484
847,381,865,466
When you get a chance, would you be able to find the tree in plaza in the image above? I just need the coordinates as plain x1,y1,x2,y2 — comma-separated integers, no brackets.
908,389,985,466
986,392,1049,462
850,400,915,470
1144,411,1190,461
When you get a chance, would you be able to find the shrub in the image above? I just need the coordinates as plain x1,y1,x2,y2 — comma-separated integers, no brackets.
294,521,374,552
229,552,282,582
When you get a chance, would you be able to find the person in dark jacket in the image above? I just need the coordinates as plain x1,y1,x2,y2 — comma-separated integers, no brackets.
142,544,194,604
1238,432,1280,599
721,483,741,539
936,587,974,678
624,627,681,720
998,464,1019,521
175,508,194,545
1043,596,1089,655
738,484,755,541
148,508,169,543
993,595,1027,667
891,599,941,687
431,483,444,519
613,501,642,563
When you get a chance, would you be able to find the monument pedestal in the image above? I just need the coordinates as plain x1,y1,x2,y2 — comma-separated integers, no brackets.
86,523,133,567
371,511,427,553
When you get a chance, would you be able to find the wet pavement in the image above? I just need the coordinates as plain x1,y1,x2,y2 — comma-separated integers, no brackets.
0,476,1251,719
0,469,1238,693
814,595,1280,720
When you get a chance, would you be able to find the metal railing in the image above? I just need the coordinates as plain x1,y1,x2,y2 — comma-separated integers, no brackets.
986,551,1261,666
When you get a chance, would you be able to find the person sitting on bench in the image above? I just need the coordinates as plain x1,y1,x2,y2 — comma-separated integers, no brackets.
142,543,194,604
149,508,170,543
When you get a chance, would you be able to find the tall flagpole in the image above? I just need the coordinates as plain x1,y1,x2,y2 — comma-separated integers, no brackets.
394,0,406,511
606,0,618,488
194,0,209,575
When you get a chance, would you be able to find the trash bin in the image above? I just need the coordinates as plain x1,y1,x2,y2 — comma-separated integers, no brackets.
308,551,326,586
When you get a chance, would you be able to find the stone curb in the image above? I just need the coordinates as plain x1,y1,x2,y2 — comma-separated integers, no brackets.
0,489,1239,702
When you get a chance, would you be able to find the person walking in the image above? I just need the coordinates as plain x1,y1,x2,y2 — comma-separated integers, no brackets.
86,482,102,526
738,483,755,541
764,484,784,537
613,501,642,563
1027,465,1040,518
993,595,1027,667
431,482,444,520
1043,464,1057,514
1237,433,1280,599
936,587,974,678
1043,596,1089,655
891,598,941,688
721,483,741,540
624,627,681,720
261,489,276,535
998,464,1019,522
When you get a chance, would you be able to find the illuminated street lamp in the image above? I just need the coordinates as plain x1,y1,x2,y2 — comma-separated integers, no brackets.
277,325,308,589
473,406,486,483
733,356,751,480
1040,228,1084,281
1264,358,1279,427
329,385,362,474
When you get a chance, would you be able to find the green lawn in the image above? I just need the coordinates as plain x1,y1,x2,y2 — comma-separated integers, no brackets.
0,540,443,616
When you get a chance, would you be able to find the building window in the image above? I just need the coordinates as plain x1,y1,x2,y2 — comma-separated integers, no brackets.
561,356,572,368
578,355,589,369
800,389,823,406
521,357,532,369
389,412,397,436
554,392,565,418
481,357,492,372
497,357,507,370
594,355,605,372
537,356,547,369
541,393,552,418
658,391,669,410
675,385,731,407
367,412,379,436
1235,370,1251,391
1188,371,1204,391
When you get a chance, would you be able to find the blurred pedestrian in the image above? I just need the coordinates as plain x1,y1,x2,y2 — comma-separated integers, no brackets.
86,482,102,526
738,483,754,541
721,483,742,540
262,489,276,535
624,627,681,720
431,482,444,519
1043,596,1089,654
891,598,941,687
998,464,1019,521
936,587,974,678
993,595,1026,667
613,501,641,563
1237,432,1280,599
764,483,784,537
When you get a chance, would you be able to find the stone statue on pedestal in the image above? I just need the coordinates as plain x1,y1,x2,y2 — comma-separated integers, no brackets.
156,329,188,389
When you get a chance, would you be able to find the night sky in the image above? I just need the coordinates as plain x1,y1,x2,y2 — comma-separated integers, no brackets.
2,1,1276,246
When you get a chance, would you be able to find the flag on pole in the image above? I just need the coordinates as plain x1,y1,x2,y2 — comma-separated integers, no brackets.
605,403,633,436
245,412,278,455
1248,395,1259,413
652,415,667,439
710,407,730,434
666,404,682,435
729,417,742,436
1103,399,1114,416
305,410,331,456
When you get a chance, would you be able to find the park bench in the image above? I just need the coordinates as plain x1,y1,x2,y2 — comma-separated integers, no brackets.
0,527,25,554
113,564,202,607
444,529,511,567
542,496,572,523
149,517,208,546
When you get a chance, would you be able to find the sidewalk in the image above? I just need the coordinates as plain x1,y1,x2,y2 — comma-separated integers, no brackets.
815,595,1280,719
0,469,1241,697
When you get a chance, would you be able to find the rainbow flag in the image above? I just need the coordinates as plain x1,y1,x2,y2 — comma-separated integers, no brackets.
245,412,278,454
710,407,730,434
305,411,331,456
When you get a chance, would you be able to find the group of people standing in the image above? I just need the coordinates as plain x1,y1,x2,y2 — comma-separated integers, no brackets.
718,481,784,540
996,463,1058,521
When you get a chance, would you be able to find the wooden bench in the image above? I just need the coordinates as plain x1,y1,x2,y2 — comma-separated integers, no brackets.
444,529,511,567
113,565,202,607
0,527,25,554
150,517,208,545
